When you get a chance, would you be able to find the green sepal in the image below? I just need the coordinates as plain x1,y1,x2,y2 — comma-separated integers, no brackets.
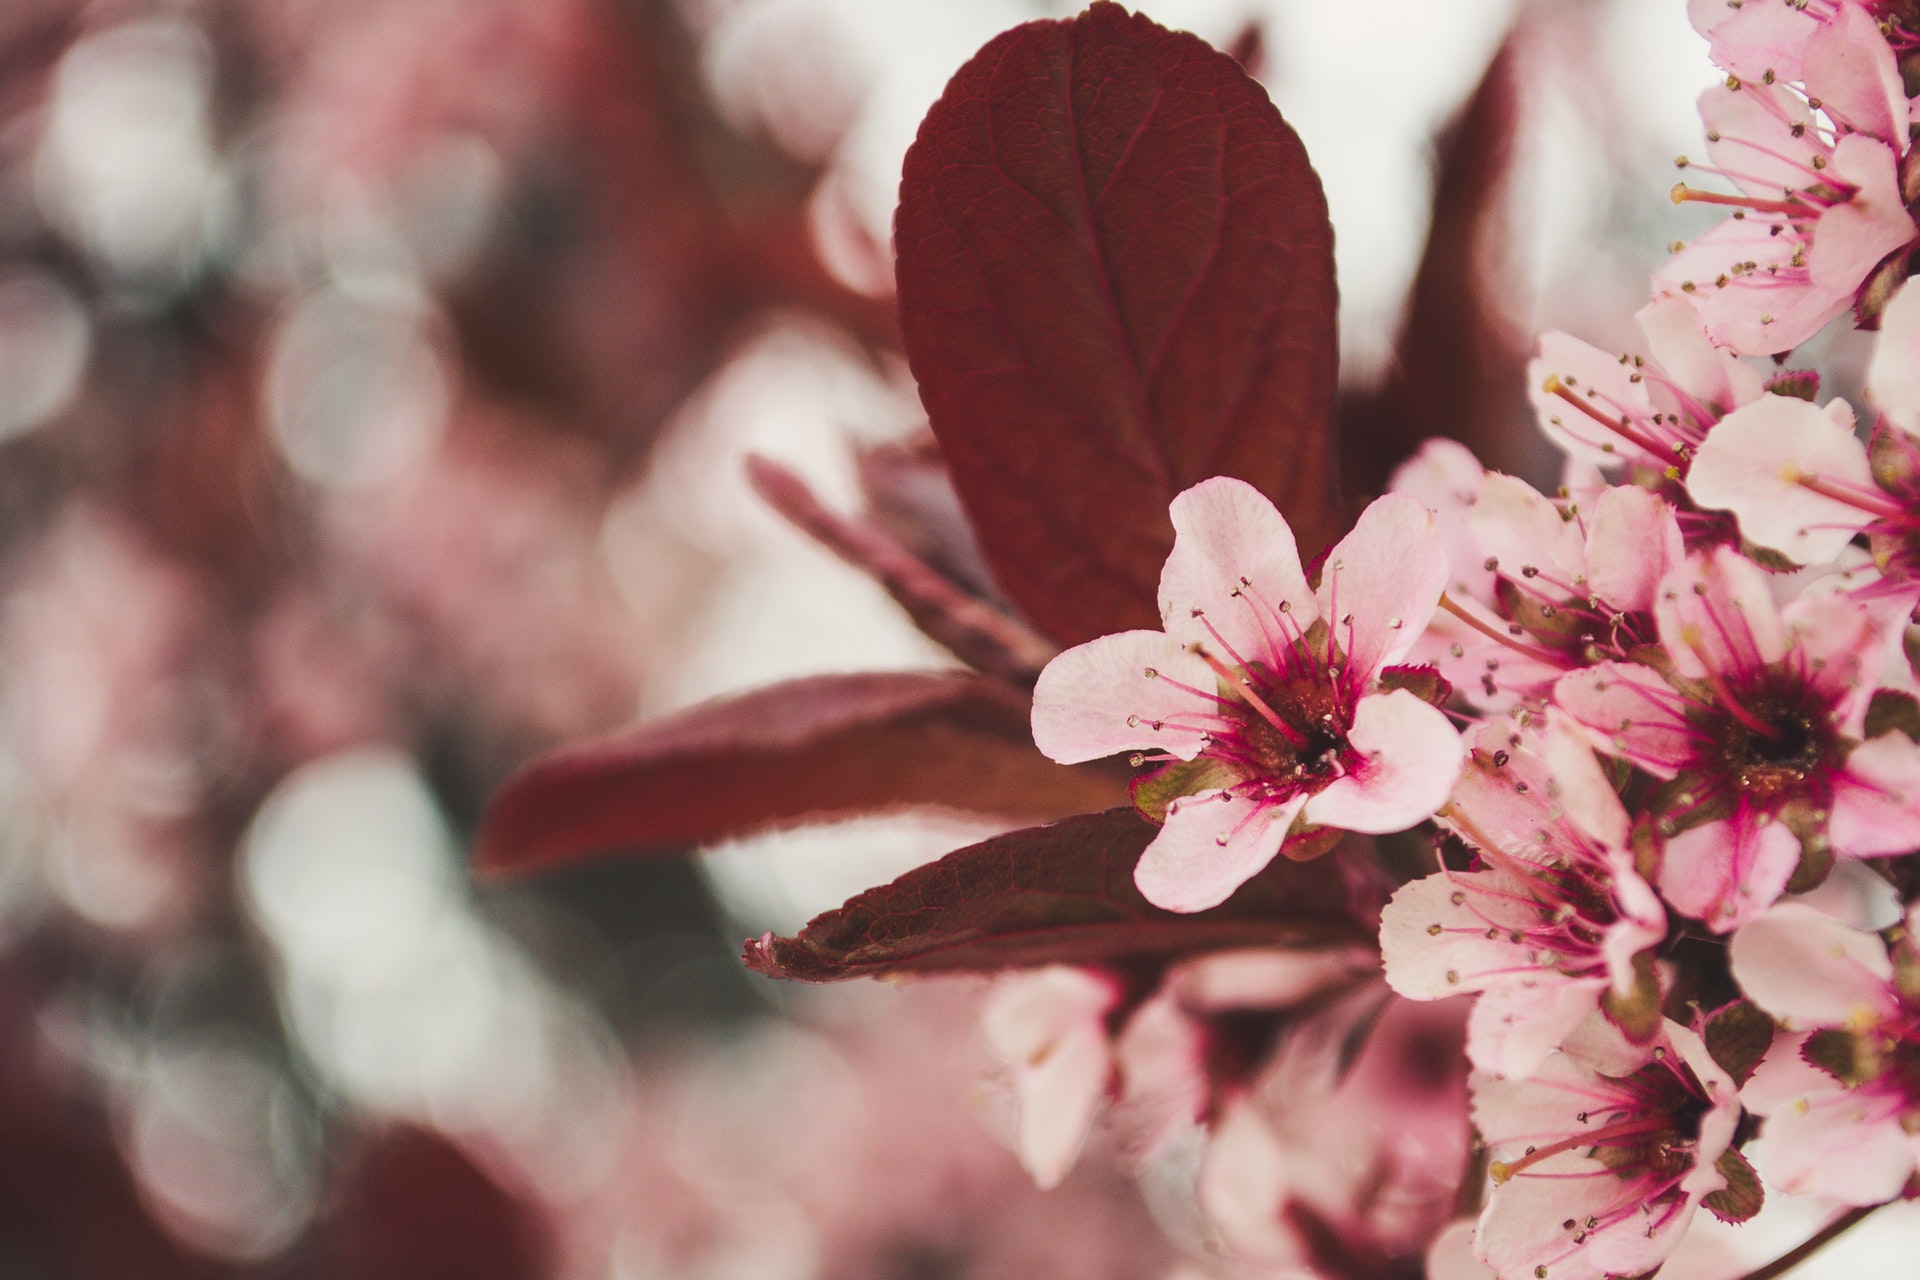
1131,757,1240,824
1702,1147,1764,1224
1701,999,1774,1087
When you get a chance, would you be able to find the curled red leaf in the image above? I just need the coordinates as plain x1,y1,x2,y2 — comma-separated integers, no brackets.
473,671,1127,875
745,807,1372,981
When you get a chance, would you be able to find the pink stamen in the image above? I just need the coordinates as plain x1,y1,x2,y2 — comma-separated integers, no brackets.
1437,594,1568,667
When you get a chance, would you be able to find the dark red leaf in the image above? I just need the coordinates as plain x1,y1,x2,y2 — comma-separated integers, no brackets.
895,1,1340,647
326,1126,549,1280
746,455,1057,683
474,671,1128,875
745,807,1370,981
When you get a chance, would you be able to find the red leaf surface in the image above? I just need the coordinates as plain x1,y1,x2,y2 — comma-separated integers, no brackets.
745,807,1371,981
473,671,1128,875
894,1,1340,647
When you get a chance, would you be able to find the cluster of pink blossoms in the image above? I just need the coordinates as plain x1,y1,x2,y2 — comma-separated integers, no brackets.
986,5,1920,1277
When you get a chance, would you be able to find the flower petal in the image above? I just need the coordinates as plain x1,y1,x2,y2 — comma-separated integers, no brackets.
1756,1094,1917,1206
1729,903,1896,1030
1030,630,1221,763
1554,661,1696,777
1809,134,1915,295
1653,547,1786,682
1584,484,1681,615
1659,814,1802,932
1467,980,1606,1081
1687,393,1876,565
1379,868,1543,1000
1540,711,1632,850
1305,690,1462,834
1698,82,1823,200
1637,295,1763,415
1134,790,1302,913
1830,731,1920,856
1467,473,1586,593
1803,4,1908,148
1159,475,1315,660
1316,493,1448,679
1867,277,1920,434
980,967,1118,1189
1528,332,1658,468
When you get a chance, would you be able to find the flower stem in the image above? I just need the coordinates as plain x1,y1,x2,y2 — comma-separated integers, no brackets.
1731,1205,1880,1280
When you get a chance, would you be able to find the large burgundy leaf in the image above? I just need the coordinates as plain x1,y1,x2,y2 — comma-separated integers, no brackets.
745,807,1371,981
895,1,1340,647
473,671,1127,874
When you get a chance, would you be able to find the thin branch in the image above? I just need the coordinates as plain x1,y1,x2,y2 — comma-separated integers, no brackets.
1732,1204,1880,1280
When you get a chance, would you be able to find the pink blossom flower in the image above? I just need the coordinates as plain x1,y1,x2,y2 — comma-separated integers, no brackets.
1470,1021,1743,1280
1554,545,1914,930
1030,478,1463,912
1198,988,1472,1270
1660,4,1917,354
1730,901,1920,1205
1381,715,1668,1079
1527,297,1761,486
1418,471,1685,710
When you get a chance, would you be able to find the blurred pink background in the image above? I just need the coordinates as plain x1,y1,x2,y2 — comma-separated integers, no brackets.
2,1,1912,1276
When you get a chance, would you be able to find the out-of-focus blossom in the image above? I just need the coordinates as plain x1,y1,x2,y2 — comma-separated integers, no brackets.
981,967,1121,1191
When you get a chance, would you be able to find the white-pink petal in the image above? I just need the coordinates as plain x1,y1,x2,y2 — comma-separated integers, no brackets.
1316,493,1448,680
1305,690,1463,834
1467,473,1586,592
1756,1094,1917,1205
1660,816,1803,932
1379,868,1542,1000
1868,278,1920,434
1830,732,1920,856
1698,0,1816,82
1687,393,1876,565
1584,483,1680,615
1159,476,1317,659
1554,662,1696,777
1803,3,1908,147
1528,332,1657,467
1809,135,1915,295
1698,82,1823,200
1729,902,1896,1029
1654,546,1787,681
1427,1220,1494,1280
1030,630,1221,764
1539,711,1632,850
1467,980,1605,1081
1658,216,1846,355
980,966,1117,1189
1638,295,1764,415
1134,789,1302,913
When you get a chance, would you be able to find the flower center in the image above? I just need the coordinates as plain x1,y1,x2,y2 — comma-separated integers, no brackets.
1229,663,1349,783
1709,683,1836,803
